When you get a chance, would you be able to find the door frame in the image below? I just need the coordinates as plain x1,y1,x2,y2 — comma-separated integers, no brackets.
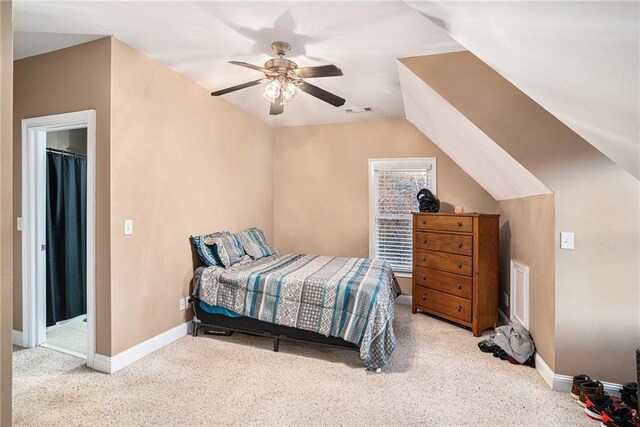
21,109,96,368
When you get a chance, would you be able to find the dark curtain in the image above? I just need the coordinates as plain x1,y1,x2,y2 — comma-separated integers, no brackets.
46,151,87,326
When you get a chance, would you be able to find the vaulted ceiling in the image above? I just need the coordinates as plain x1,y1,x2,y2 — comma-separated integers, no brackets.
13,1,639,179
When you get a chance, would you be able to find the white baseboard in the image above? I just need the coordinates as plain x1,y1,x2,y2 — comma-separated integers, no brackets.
535,353,555,389
12,330,23,347
498,308,510,325
91,321,193,374
535,353,623,395
396,294,411,306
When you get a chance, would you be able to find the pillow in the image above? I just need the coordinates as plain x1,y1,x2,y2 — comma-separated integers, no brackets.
204,232,245,268
190,233,225,267
238,228,275,260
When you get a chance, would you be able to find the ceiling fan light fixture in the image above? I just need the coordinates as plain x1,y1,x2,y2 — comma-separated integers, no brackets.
263,79,282,103
280,81,301,105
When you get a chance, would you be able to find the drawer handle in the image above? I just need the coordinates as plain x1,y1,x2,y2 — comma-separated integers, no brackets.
421,256,426,262
456,242,462,248
456,305,463,312
421,219,426,225
422,238,427,244
456,221,463,227
421,275,427,281
456,284,462,290
456,262,462,268
421,294,427,302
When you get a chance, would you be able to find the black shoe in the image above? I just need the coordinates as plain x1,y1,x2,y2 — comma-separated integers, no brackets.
492,347,509,360
478,340,497,353
600,406,639,427
620,382,638,410
584,394,615,421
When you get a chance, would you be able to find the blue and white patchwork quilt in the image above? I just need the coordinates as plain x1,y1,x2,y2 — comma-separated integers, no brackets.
194,253,401,370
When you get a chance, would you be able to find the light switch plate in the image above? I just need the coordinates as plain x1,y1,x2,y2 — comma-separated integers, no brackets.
124,219,133,235
16,217,22,231
560,232,574,249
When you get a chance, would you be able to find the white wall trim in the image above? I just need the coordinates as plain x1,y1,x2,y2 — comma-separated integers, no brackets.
21,110,97,370
12,330,23,347
510,259,529,329
535,353,623,395
91,321,193,374
535,353,555,389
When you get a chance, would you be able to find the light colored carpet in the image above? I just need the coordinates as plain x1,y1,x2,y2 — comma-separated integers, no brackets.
45,315,87,356
13,306,590,426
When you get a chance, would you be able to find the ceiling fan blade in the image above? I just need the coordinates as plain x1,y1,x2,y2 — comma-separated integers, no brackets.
228,61,276,76
294,65,343,79
211,79,263,96
270,96,284,115
299,81,346,107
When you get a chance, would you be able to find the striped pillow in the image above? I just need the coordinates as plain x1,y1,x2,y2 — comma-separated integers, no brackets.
204,232,245,268
190,233,226,267
238,228,275,260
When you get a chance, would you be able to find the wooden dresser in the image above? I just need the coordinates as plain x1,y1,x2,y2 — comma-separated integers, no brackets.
411,212,499,337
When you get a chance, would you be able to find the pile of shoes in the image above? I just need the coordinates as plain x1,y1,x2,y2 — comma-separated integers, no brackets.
477,323,536,367
571,374,639,426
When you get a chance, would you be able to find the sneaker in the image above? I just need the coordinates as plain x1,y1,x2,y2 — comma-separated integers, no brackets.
492,347,509,360
584,394,615,421
600,407,639,427
572,374,592,399
478,340,496,353
620,382,638,410
580,381,605,407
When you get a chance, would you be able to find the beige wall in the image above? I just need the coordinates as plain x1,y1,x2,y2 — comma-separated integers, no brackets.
13,37,274,357
0,1,12,424
109,39,274,354
499,194,555,369
402,52,640,383
273,119,498,294
13,38,112,355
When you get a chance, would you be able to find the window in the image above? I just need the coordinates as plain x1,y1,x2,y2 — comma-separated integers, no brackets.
369,158,436,275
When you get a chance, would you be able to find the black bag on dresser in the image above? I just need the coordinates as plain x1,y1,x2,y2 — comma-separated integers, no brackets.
417,188,440,213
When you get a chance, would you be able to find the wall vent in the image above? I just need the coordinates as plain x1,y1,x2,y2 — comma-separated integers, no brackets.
510,259,530,328
345,107,373,114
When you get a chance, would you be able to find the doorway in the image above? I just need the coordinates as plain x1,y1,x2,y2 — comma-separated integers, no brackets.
21,110,96,368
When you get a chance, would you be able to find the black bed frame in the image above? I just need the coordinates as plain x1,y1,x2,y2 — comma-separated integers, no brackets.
188,241,358,354
190,297,359,353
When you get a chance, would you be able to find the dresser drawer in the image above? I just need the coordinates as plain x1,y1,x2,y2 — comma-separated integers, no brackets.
415,231,473,256
415,215,473,233
415,286,472,323
414,267,472,299
414,249,472,276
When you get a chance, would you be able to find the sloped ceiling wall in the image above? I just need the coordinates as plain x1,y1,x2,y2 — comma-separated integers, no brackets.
400,51,639,384
405,1,640,180
398,61,551,200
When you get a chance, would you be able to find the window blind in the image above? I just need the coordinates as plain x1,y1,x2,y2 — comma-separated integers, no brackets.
372,163,433,273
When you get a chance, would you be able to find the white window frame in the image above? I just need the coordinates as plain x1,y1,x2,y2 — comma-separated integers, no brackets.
368,157,437,277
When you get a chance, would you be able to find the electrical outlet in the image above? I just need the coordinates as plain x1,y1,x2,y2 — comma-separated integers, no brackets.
179,298,186,311
504,293,509,307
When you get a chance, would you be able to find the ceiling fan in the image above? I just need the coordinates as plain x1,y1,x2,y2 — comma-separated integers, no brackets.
211,41,346,116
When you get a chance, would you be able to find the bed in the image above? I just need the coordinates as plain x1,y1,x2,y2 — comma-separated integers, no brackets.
191,253,401,370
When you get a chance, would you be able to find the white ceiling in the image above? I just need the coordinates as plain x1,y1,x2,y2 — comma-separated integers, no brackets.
406,0,640,180
13,1,465,127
